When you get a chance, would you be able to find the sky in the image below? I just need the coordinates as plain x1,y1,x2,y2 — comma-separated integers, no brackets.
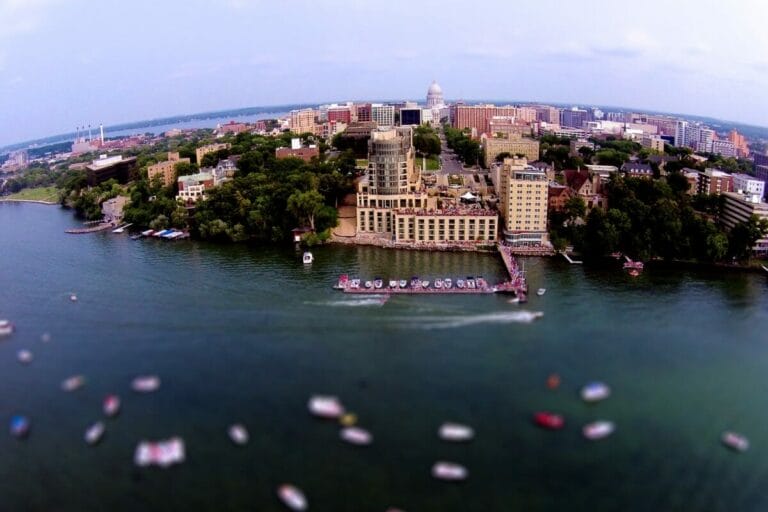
1,0,768,146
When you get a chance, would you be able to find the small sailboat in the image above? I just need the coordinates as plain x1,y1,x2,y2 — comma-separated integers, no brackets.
431,461,468,481
17,349,33,364
581,382,611,403
103,395,121,417
308,395,345,419
228,424,249,445
537,288,546,296
583,421,615,440
0,319,14,336
340,426,373,446
85,421,105,445
69,293,78,302
438,423,475,442
722,431,749,452
277,484,308,511
61,375,85,392
132,375,161,393
302,251,313,264
10,415,30,438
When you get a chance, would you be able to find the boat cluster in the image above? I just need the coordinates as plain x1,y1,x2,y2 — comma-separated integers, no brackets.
129,229,189,241
335,274,488,291
534,379,616,440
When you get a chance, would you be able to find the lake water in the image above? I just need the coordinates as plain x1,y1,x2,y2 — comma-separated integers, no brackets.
1,202,767,511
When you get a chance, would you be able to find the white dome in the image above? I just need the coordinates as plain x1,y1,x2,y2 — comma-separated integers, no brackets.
427,81,442,95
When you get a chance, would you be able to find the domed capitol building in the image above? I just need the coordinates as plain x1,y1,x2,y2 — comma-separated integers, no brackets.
426,80,445,108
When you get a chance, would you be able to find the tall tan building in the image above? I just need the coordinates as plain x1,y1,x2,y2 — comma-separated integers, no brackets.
147,152,190,187
289,109,317,134
195,143,231,166
497,157,549,246
483,135,540,167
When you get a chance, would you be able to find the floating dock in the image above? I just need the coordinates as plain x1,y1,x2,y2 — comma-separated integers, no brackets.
335,244,528,299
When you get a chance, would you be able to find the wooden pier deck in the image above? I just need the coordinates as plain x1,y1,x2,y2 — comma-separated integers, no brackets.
342,285,496,295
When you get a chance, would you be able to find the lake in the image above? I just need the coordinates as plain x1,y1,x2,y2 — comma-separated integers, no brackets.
1,202,767,511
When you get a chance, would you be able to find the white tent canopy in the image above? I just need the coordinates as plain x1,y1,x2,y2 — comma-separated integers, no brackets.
460,191,477,200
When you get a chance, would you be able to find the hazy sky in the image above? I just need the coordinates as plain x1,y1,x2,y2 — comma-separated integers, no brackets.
1,0,767,146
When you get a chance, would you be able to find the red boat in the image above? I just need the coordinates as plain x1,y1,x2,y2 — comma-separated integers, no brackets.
534,412,564,430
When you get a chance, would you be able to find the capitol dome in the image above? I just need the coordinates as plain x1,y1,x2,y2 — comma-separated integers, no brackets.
426,80,444,108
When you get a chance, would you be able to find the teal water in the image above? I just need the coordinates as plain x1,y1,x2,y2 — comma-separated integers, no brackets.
1,202,768,511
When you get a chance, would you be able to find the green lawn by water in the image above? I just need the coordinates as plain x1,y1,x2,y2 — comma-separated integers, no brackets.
2,186,59,203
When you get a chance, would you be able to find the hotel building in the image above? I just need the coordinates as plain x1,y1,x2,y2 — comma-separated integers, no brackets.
496,157,548,246
483,135,540,167
289,109,317,134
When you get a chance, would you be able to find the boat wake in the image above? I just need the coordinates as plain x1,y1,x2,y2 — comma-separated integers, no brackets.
310,297,389,307
410,311,543,329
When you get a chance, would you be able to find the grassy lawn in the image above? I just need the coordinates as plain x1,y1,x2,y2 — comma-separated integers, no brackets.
355,159,369,169
416,155,440,171
2,186,59,203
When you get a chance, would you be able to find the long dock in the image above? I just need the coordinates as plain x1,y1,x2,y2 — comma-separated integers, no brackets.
66,223,113,234
335,244,529,299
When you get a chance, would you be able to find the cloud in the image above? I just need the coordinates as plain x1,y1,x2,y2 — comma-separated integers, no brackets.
0,0,61,38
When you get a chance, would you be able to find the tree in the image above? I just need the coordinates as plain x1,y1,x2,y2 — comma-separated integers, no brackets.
728,215,768,260
495,152,512,162
287,190,324,231
564,196,586,223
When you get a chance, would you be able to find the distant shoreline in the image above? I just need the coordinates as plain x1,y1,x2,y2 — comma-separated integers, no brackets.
0,198,58,205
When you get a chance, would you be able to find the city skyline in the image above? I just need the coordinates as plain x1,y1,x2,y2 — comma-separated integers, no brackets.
1,0,768,146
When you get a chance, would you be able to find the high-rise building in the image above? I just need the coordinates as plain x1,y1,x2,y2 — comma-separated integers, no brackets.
400,108,422,126
728,130,750,158
355,103,372,123
560,108,589,129
327,106,352,124
710,140,737,158
454,105,518,137
534,106,561,124
674,121,688,147
371,104,395,127
497,157,549,246
289,109,317,134
426,81,444,108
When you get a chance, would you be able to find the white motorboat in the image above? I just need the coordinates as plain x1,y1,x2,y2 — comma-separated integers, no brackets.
438,423,475,442
228,423,249,445
85,421,105,445
537,288,546,296
350,279,360,289
0,319,14,337
444,278,453,289
103,395,121,417
581,382,611,402
308,395,345,419
508,297,520,304
583,421,615,440
466,278,476,289
364,281,373,289
17,349,33,364
432,461,468,481
61,375,85,392
132,375,161,393
302,251,313,264
722,431,749,452
762,265,768,274
340,426,373,446
69,293,78,302
456,279,465,289
399,280,407,288
434,279,443,289
374,278,383,289
421,280,430,288
389,280,398,288
134,437,185,467
277,484,307,511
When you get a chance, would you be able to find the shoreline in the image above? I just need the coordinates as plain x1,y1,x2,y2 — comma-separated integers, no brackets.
0,198,59,206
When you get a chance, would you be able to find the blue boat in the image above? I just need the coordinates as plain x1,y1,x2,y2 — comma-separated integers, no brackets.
10,415,29,438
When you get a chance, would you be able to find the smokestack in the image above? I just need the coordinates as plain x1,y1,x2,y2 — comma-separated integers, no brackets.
100,124,104,145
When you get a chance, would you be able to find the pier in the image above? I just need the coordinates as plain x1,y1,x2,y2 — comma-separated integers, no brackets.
66,223,114,234
335,244,529,299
